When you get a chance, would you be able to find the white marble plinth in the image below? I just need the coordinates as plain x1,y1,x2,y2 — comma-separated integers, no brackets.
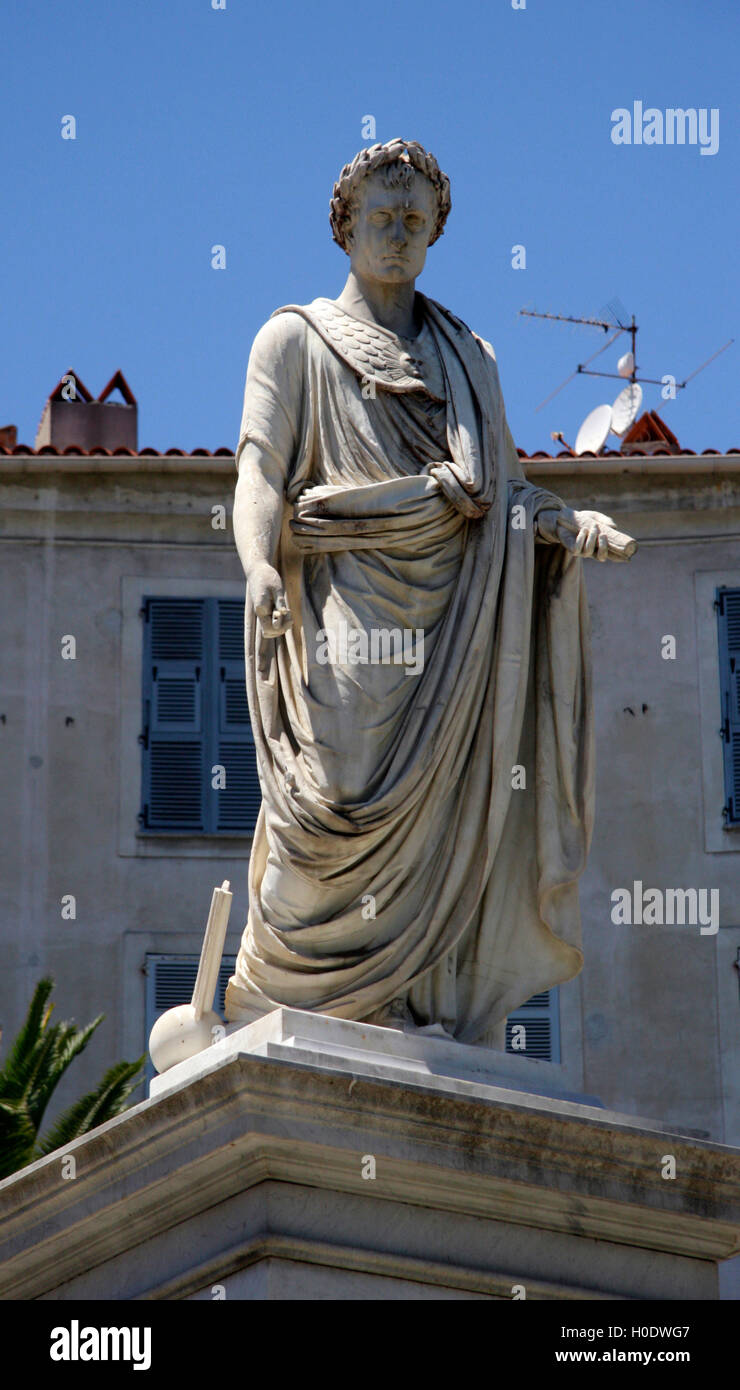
150,1006,604,1109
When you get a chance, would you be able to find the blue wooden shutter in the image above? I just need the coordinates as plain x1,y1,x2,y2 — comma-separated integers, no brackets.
215,598,261,832
141,599,205,830
506,988,560,1062
140,596,260,834
717,587,740,828
145,952,236,1084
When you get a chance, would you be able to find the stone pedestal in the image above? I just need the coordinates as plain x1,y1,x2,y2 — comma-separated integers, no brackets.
1,1010,738,1300
150,1006,603,1107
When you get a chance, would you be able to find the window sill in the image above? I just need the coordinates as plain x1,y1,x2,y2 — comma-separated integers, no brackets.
121,833,254,859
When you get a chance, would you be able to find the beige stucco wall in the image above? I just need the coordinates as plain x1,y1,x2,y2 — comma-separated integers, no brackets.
1,453,738,1141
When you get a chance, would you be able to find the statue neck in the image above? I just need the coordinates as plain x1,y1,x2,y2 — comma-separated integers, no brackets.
335,271,422,340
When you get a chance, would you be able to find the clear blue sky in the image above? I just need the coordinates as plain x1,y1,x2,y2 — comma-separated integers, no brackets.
2,0,737,455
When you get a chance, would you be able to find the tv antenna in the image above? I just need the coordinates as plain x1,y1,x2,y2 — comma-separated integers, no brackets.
519,305,734,454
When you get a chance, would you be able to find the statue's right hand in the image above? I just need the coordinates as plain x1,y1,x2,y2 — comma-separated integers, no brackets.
249,562,292,637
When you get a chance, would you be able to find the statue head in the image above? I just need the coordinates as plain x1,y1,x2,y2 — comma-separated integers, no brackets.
329,139,451,285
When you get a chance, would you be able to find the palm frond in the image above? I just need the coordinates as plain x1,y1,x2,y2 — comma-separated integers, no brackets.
18,1024,61,1109
37,1057,145,1157
26,1017,104,1130
0,978,55,1095
0,1098,37,1181
1,980,146,1180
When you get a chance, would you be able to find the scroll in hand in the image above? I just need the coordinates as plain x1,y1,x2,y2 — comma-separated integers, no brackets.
537,506,637,563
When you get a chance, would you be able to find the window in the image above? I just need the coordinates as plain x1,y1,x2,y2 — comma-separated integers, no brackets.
139,597,261,834
695,571,740,855
717,587,740,828
145,952,236,1085
505,988,560,1062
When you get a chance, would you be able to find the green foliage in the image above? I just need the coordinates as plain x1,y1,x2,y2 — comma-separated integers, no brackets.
0,978,144,1181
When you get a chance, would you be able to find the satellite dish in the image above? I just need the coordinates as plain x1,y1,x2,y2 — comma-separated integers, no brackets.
611,382,643,437
575,404,612,456
617,351,634,378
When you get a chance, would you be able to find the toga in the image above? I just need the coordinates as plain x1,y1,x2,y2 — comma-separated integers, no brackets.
224,294,594,1044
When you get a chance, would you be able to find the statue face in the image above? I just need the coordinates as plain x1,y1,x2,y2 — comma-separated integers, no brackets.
348,171,437,285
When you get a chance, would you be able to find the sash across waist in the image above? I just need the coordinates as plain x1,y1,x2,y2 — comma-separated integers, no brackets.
289,472,478,554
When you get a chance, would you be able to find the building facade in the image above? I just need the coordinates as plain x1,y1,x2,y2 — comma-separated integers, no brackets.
1,424,738,1160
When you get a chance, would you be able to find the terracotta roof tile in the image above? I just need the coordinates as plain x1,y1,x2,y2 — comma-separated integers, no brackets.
623,410,681,450
0,443,737,461
97,370,136,406
47,370,94,405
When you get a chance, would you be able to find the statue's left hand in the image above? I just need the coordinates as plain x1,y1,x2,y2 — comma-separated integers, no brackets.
537,506,636,562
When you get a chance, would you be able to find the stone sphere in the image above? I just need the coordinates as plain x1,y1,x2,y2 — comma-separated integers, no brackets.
148,1004,224,1074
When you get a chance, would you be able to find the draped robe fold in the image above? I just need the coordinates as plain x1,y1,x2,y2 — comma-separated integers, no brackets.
224,294,594,1044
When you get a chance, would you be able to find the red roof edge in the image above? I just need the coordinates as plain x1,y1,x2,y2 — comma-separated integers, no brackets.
97,370,137,406
47,369,94,404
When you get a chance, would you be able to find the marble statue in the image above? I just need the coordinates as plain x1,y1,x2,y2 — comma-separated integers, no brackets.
224,138,636,1046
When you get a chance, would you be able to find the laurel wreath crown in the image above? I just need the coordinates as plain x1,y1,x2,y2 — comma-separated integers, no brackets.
329,138,452,253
